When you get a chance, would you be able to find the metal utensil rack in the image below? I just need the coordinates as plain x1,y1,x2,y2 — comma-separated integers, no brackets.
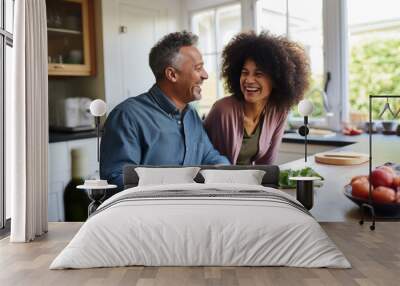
359,95,400,230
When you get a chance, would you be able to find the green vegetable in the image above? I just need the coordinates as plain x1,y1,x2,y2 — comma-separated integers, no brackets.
279,167,324,189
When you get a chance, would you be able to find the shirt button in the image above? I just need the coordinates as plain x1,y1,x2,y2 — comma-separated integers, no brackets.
178,120,181,124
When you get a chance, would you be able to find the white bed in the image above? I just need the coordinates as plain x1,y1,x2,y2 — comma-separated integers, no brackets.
50,183,351,269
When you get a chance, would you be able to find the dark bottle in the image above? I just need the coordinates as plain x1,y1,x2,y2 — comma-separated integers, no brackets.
64,148,90,221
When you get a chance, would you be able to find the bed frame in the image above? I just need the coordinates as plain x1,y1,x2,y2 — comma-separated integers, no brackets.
123,165,280,189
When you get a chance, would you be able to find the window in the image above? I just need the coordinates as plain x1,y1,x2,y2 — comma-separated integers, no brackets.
347,0,400,123
1,0,14,230
256,0,325,120
191,3,241,117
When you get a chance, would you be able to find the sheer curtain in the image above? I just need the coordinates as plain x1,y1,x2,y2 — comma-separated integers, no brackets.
7,0,48,242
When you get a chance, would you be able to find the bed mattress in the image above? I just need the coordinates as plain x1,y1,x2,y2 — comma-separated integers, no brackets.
50,183,350,269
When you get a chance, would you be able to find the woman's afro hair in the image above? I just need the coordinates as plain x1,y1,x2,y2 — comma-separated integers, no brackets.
221,31,311,112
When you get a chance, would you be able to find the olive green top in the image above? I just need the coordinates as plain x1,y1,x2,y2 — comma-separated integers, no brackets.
236,122,262,165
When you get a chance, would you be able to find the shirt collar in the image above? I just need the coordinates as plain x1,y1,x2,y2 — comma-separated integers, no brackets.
149,84,191,116
150,84,180,115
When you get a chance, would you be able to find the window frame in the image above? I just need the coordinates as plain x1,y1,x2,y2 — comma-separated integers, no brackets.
189,1,242,103
255,0,348,131
322,0,348,131
187,0,349,131
1,0,14,231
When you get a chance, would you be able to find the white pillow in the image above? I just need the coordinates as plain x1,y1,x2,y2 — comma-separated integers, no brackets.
135,167,201,186
200,169,266,185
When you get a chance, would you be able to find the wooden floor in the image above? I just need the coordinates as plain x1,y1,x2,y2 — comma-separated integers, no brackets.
0,222,399,286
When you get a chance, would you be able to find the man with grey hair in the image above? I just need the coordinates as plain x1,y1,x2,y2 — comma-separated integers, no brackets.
100,31,230,189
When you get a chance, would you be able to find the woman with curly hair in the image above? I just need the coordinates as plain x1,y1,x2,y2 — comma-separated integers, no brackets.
204,31,310,165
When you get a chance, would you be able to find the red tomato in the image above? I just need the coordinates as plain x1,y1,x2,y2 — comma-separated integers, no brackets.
370,169,394,188
350,175,368,184
378,166,397,177
351,178,371,200
392,176,400,188
350,129,362,135
372,186,396,203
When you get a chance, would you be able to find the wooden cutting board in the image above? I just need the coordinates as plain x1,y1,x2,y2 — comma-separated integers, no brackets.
315,152,369,165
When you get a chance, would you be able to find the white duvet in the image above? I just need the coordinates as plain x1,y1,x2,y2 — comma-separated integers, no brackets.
50,183,350,269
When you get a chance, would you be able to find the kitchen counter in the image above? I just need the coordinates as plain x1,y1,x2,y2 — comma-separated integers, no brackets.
283,131,367,146
279,134,400,222
49,130,98,143
50,128,372,145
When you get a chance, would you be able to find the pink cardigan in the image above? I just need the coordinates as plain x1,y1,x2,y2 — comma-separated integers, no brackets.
204,96,288,165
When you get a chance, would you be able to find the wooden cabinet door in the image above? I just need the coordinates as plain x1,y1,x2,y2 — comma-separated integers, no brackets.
47,0,95,76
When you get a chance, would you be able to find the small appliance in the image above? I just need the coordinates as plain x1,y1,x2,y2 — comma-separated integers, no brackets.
51,97,95,132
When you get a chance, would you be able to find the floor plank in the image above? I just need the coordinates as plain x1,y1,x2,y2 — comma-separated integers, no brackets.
0,222,399,286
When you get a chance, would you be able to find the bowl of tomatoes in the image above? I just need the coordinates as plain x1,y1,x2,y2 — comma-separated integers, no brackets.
344,163,400,214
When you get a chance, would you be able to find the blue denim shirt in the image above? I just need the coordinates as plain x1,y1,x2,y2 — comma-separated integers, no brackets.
100,84,230,187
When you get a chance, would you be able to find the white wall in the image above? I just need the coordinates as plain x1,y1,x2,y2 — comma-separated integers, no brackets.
101,0,183,110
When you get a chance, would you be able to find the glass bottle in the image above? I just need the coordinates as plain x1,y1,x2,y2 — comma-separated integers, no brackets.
64,148,90,221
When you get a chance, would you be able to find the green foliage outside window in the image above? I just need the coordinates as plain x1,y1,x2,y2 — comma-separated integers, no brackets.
349,39,400,120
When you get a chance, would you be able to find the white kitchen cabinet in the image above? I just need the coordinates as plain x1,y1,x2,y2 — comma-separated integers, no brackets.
276,142,335,165
48,138,97,222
